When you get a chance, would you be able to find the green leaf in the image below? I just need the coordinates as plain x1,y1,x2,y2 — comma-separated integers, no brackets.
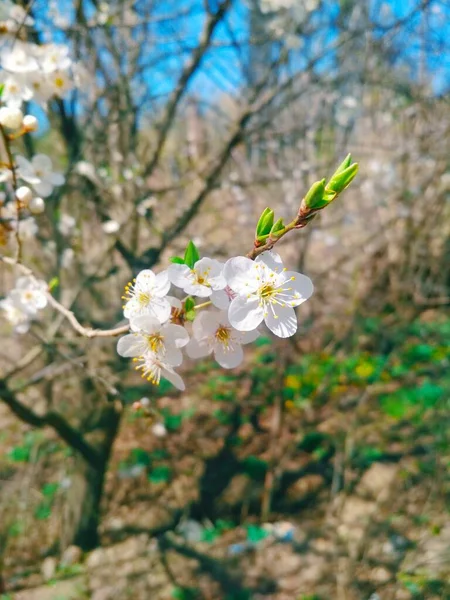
0,83,4,99
42,482,58,498
170,256,185,265
184,241,200,268
48,277,59,292
256,207,275,238
184,297,195,312
7,445,31,463
246,524,270,544
270,217,285,236
303,179,326,210
326,162,359,195
332,153,353,176
130,448,151,467
148,465,171,484
185,310,196,321
35,503,52,520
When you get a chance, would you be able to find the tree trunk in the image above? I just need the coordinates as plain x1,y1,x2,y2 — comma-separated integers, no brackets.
61,404,121,551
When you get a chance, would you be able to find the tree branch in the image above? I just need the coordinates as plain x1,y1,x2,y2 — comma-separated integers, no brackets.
0,379,102,467
143,0,232,178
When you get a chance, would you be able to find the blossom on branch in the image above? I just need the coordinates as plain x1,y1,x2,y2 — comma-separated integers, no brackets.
16,154,65,198
186,309,258,369
168,257,226,298
122,269,171,322
224,251,313,338
117,314,189,367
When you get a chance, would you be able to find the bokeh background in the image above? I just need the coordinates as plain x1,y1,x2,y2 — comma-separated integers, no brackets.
0,1,449,599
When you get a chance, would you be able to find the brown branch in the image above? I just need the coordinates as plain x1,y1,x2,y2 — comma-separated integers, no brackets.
0,256,130,338
0,379,102,467
0,123,22,261
143,0,232,178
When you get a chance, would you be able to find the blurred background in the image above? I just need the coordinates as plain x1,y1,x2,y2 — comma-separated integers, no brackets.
0,0,449,598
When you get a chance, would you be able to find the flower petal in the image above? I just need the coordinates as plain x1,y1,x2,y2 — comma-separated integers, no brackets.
162,367,185,391
33,180,53,198
117,333,146,357
168,264,191,288
163,323,189,348
237,328,260,345
186,338,212,359
255,250,283,272
280,272,314,306
228,295,264,331
149,297,171,323
192,309,220,338
153,270,171,296
130,314,161,334
214,342,244,369
210,289,230,310
49,172,65,186
135,269,155,290
164,346,183,367
184,282,211,297
264,305,297,338
224,257,259,294
32,154,53,172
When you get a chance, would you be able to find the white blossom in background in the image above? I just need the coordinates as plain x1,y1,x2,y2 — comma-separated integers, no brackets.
0,2,34,33
224,251,313,338
168,257,226,298
122,269,171,322
102,220,120,234
186,309,259,369
16,154,65,198
0,296,31,334
117,314,189,367
151,423,167,438
61,248,75,269
57,213,76,236
10,276,48,316
0,75,33,107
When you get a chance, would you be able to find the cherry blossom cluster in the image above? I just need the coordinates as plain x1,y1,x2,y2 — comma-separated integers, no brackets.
117,248,314,391
0,274,47,334
0,3,72,245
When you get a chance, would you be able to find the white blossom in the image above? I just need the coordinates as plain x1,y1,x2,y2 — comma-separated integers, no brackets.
132,352,185,391
224,251,313,338
0,296,31,334
151,423,167,437
58,213,76,236
16,154,65,197
186,309,258,369
0,106,23,130
102,220,120,234
122,269,171,322
10,275,48,316
117,314,189,367
0,75,33,107
168,257,226,298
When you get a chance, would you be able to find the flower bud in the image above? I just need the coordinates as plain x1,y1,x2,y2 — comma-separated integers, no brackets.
15,186,33,204
256,207,275,239
303,179,326,210
22,114,38,132
29,196,45,214
0,106,24,130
